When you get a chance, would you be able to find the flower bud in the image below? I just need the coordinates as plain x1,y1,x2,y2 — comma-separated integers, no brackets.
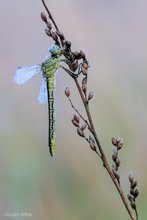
73,114,80,123
41,12,47,22
46,21,52,29
129,173,134,183
88,92,94,100
81,123,87,130
134,188,139,198
65,87,70,97
72,119,79,127
77,127,85,137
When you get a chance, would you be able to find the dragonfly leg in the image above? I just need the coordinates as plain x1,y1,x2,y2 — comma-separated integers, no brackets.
60,65,79,78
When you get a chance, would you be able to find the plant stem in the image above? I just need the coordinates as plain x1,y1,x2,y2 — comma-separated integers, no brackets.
74,78,135,220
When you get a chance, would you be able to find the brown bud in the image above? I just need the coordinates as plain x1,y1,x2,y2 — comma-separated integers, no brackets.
65,41,71,49
56,30,65,40
127,194,133,201
113,170,120,180
41,12,47,22
89,136,96,151
72,119,79,127
129,173,134,183
46,21,52,30
45,28,51,36
112,151,117,161
134,188,139,198
88,92,94,100
130,189,135,196
81,66,88,76
82,83,87,93
69,60,79,72
72,51,82,59
77,127,85,137
81,123,87,130
130,201,136,210
80,50,85,59
73,114,80,123
131,180,137,189
65,87,70,97
51,32,58,41
112,136,123,150
82,62,89,70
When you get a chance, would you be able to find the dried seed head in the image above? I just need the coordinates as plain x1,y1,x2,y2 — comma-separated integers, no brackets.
81,123,87,130
88,92,94,100
65,87,70,97
41,12,47,22
77,127,85,137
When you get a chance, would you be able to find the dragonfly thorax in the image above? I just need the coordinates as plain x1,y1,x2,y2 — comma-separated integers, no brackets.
42,57,60,79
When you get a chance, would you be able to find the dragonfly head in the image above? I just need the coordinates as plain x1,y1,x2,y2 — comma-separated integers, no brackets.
49,44,62,58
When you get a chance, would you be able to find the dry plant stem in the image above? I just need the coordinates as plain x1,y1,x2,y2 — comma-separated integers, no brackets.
74,79,135,220
41,0,59,31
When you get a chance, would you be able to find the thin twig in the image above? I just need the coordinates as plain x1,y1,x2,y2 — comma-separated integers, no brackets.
41,0,59,31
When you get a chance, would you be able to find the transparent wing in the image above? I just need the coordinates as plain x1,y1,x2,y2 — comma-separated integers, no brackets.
37,76,47,104
14,65,41,85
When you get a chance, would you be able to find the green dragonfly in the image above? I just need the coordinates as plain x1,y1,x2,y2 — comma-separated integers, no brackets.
14,44,62,156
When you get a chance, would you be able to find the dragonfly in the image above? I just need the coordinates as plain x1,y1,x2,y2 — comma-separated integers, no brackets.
14,44,63,157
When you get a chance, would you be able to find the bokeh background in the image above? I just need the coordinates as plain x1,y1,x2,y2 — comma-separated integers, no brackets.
0,0,147,219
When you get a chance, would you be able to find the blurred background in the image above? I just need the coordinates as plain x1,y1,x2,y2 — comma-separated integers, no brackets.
0,0,147,219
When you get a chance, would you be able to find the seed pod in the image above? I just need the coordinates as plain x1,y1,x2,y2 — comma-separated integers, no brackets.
80,50,85,59
112,151,117,161
81,123,87,130
46,21,52,30
56,30,65,40
72,51,82,59
129,173,134,183
82,62,89,70
51,32,58,41
77,127,85,137
73,114,80,123
65,41,71,49
69,60,79,72
45,28,51,36
134,188,139,198
82,83,87,93
131,180,137,189
41,12,47,22
112,137,118,146
65,87,70,97
127,194,133,201
130,201,136,210
81,66,88,76
72,119,79,127
88,92,94,100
